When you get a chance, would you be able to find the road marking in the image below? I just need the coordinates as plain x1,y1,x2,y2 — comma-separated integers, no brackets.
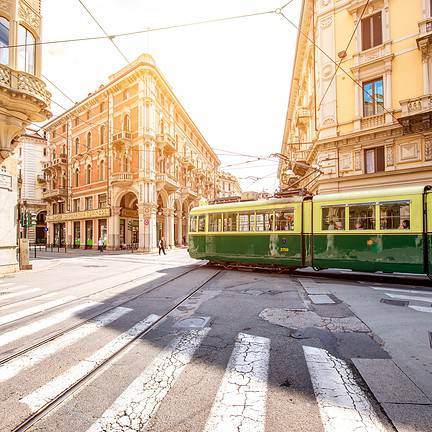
0,288,41,301
373,287,432,296
0,301,100,348
385,293,432,303
0,282,16,288
0,306,130,382
0,292,58,312
22,314,160,412
204,333,270,432
303,346,386,432
0,296,75,326
409,305,432,313
85,328,210,432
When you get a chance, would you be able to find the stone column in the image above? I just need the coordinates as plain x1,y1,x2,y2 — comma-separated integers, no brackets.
66,220,73,247
108,206,121,250
167,208,174,249
176,211,183,246
138,203,157,252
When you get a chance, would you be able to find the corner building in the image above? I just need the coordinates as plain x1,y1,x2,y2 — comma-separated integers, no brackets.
0,0,51,274
43,54,220,251
279,0,432,194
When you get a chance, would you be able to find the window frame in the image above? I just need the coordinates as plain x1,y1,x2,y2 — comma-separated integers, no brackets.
364,146,385,174
361,11,383,51
17,24,36,74
208,213,223,232
0,16,9,66
348,202,376,230
378,200,411,231
363,77,384,118
321,204,346,231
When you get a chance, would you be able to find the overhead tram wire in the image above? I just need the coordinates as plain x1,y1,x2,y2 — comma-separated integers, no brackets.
77,0,130,64
317,0,370,110
0,9,278,51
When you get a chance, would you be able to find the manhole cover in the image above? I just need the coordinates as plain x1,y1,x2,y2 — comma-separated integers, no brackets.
174,316,211,329
380,298,409,307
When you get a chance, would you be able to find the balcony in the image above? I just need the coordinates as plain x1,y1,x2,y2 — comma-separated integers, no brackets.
111,172,133,184
181,155,195,170
195,168,205,178
156,134,176,154
181,186,198,199
361,113,386,130
43,154,68,170
42,188,67,202
36,174,46,183
112,131,132,145
399,94,432,133
156,173,179,192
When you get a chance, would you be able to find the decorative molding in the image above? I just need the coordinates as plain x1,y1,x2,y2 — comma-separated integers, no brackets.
340,152,353,171
19,1,41,34
46,207,110,222
354,150,361,171
385,144,394,166
0,0,12,14
320,16,333,28
425,136,432,160
399,142,420,162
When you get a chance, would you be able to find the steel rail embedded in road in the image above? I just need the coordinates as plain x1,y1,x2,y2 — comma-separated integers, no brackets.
0,264,204,365
11,269,221,432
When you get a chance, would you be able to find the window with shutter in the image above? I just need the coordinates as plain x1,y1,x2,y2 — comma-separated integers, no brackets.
361,12,382,51
364,147,385,174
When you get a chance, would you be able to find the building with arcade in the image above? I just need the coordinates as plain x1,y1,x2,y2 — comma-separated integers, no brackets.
42,54,220,251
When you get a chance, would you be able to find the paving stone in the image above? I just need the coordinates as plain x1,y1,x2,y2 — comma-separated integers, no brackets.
298,279,330,295
352,359,431,404
381,403,432,432
308,294,335,305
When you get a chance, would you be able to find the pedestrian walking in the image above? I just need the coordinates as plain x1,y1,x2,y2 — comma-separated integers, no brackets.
158,237,166,255
98,238,104,253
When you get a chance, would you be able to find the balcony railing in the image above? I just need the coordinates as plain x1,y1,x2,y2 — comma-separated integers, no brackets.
112,131,132,144
156,134,176,153
156,173,179,191
181,186,198,198
400,94,432,117
353,42,392,68
42,188,67,201
182,156,195,170
43,155,68,170
36,174,46,183
111,172,133,183
0,64,51,109
361,113,386,129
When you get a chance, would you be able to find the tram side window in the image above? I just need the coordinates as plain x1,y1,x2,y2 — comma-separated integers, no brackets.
239,211,255,232
208,213,223,232
274,208,295,231
223,213,237,232
255,211,273,231
349,204,375,230
322,206,345,230
380,202,410,230
189,216,197,232
197,215,206,232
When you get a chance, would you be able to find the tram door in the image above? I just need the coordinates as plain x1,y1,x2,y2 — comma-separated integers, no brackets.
427,191,432,275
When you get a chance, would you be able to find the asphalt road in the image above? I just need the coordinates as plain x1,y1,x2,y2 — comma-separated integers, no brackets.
0,249,431,432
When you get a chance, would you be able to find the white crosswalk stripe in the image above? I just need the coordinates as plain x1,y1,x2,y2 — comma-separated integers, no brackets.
204,333,270,432
0,292,58,312
409,305,432,313
0,296,75,326
0,306,131,382
303,346,386,432
22,314,160,412
85,328,210,432
373,287,432,296
0,288,41,301
0,282,16,288
0,301,100,348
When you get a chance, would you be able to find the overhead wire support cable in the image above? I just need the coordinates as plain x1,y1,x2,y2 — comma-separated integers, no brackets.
77,0,130,64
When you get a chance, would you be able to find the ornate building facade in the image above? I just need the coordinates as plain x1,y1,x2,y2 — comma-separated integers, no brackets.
279,0,432,194
0,0,51,274
43,54,220,251
216,171,242,198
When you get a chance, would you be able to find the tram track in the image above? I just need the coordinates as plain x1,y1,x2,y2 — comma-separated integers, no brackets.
0,260,191,310
11,269,222,432
0,264,204,363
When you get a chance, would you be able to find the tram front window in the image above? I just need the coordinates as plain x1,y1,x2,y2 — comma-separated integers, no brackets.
275,208,294,231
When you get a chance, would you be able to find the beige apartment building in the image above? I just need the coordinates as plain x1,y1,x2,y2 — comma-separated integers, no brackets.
43,54,220,251
217,171,242,198
0,0,51,274
279,0,432,194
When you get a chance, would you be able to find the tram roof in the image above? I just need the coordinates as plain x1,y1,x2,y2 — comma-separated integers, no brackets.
190,196,305,213
312,185,431,203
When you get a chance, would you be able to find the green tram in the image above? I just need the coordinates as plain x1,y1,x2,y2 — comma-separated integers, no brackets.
188,185,432,277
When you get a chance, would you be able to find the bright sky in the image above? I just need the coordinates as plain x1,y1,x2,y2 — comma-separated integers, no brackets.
41,0,302,192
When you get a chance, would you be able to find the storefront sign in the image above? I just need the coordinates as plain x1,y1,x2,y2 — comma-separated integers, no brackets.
120,208,138,218
47,207,111,223
0,173,12,191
